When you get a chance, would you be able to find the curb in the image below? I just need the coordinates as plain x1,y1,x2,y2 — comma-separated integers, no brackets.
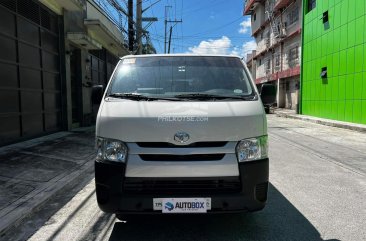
0,160,94,238
275,112,366,133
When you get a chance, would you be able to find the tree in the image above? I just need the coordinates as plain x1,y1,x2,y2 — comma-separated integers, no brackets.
141,43,157,54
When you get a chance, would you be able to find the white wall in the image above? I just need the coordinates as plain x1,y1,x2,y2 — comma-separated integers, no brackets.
86,1,123,44
282,34,301,70
255,25,271,53
256,51,273,79
251,3,266,35
282,0,302,36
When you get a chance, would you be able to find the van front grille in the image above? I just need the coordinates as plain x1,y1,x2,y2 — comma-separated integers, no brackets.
136,142,228,148
123,178,242,194
139,154,225,161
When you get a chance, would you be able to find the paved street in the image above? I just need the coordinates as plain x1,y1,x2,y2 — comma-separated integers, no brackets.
7,115,366,241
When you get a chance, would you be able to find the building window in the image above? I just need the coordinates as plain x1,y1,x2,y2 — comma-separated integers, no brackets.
253,13,256,21
275,54,280,69
266,59,271,73
289,46,299,61
259,58,262,65
287,7,299,25
288,46,299,67
307,0,316,13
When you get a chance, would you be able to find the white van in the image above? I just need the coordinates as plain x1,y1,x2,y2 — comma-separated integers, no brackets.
93,54,275,218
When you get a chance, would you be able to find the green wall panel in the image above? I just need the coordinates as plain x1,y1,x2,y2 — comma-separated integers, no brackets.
302,0,366,124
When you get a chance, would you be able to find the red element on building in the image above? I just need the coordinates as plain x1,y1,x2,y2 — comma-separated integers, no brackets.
255,76,268,84
255,65,300,85
274,0,292,11
244,0,259,15
278,65,300,79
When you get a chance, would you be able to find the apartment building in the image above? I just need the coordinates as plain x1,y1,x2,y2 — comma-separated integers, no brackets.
244,0,302,110
246,50,257,80
0,0,129,146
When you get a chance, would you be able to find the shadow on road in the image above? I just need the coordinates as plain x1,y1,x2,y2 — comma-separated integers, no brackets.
108,183,340,241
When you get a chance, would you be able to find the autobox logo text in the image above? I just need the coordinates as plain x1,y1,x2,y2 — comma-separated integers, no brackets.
162,198,207,213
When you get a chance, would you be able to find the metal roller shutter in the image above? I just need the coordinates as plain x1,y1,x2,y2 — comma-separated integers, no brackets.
0,0,62,146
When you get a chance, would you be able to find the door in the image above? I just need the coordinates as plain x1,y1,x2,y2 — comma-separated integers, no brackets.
70,48,82,126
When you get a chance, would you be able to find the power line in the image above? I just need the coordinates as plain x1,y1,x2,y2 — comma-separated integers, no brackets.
149,0,163,52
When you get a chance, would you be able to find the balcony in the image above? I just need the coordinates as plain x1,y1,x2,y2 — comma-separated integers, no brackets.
246,50,256,63
67,33,102,50
243,0,262,15
85,1,129,56
274,0,292,11
52,0,83,11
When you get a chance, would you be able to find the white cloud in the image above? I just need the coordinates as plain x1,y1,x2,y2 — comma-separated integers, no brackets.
238,18,252,34
240,40,256,58
187,37,257,61
188,36,232,55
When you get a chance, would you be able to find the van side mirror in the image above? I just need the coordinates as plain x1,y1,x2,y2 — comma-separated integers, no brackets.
92,85,104,105
260,83,276,105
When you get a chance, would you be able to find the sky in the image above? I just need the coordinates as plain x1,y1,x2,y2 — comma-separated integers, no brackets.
141,0,256,57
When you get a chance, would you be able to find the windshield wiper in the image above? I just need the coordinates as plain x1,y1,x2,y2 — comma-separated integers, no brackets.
107,93,182,101
174,93,257,100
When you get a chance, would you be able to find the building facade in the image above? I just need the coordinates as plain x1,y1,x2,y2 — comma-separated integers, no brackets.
0,0,129,146
244,0,302,110
246,50,257,81
301,0,366,124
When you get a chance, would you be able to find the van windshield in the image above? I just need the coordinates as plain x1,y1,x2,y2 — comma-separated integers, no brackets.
108,56,255,99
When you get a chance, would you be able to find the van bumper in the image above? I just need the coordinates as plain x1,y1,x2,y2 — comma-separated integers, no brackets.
95,158,269,214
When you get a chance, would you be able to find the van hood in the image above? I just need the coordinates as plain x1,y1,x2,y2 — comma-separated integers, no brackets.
96,99,266,144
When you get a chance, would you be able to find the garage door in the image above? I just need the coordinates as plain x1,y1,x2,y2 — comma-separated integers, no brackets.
0,0,62,146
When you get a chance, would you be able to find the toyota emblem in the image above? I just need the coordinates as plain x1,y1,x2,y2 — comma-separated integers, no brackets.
174,132,190,144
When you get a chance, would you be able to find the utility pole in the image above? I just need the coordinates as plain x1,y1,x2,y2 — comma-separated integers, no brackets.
136,0,142,54
164,5,182,54
164,6,171,54
128,0,134,52
168,26,173,54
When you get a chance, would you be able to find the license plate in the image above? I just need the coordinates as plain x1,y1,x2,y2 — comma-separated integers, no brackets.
153,198,211,213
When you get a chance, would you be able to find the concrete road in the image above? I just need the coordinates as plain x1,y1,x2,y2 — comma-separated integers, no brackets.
14,115,366,241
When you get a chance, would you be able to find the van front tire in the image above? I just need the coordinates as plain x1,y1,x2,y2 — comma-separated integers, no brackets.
115,214,140,222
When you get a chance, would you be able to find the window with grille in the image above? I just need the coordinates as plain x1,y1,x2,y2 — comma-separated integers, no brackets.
288,46,299,67
266,59,271,73
287,6,299,25
275,54,280,69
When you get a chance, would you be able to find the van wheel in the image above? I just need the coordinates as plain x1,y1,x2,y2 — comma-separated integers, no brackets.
115,214,138,222
264,106,270,114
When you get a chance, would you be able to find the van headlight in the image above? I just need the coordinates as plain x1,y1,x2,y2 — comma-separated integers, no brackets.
96,138,128,163
235,136,268,162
